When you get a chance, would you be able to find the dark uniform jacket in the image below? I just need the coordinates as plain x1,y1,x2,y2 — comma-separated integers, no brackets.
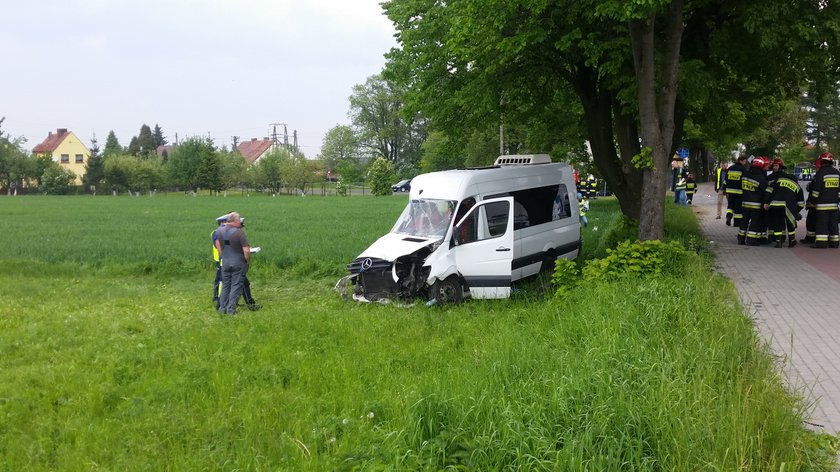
769,170,805,216
686,176,697,195
808,165,840,211
740,165,769,210
725,162,746,196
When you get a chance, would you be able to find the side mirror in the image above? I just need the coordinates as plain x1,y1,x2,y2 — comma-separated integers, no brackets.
452,225,462,246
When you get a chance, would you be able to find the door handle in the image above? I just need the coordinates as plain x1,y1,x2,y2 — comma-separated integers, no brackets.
496,247,511,252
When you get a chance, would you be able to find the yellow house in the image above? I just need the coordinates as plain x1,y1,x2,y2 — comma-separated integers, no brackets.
32,128,90,185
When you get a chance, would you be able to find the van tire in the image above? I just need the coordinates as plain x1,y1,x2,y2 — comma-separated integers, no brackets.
540,252,557,275
432,276,463,304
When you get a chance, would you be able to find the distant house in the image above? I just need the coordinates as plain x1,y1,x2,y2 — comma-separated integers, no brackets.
32,128,90,185
237,138,275,164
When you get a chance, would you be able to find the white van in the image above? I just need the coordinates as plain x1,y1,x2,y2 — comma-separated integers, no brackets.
337,154,581,303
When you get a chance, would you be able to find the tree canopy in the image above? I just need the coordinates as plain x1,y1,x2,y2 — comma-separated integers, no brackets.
382,0,840,239
350,74,426,176
103,131,123,157
0,135,36,194
320,125,359,173
83,134,105,193
166,136,218,192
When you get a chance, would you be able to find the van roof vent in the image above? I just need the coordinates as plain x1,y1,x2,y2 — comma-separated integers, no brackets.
494,154,552,166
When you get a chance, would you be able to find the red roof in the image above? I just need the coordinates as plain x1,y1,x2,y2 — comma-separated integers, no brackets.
237,138,273,163
33,128,70,154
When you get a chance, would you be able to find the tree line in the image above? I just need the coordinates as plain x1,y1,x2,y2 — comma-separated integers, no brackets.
320,0,840,240
0,122,321,196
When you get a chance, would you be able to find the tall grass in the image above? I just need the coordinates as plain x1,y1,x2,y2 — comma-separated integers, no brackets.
5,193,406,277
0,194,834,470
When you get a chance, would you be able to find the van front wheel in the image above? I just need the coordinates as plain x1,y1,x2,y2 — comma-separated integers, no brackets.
432,276,463,304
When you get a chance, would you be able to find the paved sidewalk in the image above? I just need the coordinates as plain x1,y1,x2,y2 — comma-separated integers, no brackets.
691,183,840,434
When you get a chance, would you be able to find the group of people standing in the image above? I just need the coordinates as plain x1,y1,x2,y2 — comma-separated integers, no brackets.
212,212,261,315
578,174,600,199
716,152,840,248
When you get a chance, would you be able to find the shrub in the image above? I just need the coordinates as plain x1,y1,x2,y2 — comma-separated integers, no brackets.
551,258,580,297
366,157,395,196
335,179,348,197
602,214,639,249
582,239,687,280
556,240,690,298
41,163,76,195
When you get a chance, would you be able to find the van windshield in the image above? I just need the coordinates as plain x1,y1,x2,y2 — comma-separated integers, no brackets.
392,199,457,239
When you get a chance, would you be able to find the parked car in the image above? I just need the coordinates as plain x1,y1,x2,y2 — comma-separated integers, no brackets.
392,179,412,192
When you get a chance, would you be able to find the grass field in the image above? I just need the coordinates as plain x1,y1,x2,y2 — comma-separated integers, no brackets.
1,194,835,470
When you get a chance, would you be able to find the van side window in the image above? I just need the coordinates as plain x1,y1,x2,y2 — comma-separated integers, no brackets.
552,184,572,220
488,184,571,226
459,200,510,244
513,201,529,229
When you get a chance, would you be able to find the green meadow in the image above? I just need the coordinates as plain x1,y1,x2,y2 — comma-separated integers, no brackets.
0,194,835,470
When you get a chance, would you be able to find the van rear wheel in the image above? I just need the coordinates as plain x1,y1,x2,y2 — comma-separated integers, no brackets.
433,276,463,304
540,252,557,275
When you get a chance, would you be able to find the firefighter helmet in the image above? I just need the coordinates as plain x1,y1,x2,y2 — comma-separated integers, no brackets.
772,158,785,169
816,152,833,170
751,156,769,169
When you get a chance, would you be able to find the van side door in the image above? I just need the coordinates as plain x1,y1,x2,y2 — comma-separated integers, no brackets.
452,196,514,299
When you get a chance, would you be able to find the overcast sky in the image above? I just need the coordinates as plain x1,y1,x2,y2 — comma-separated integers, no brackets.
0,0,397,156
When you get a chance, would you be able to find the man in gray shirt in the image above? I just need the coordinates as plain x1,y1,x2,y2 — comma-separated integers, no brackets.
214,212,251,315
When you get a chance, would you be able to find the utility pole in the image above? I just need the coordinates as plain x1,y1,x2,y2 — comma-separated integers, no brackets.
268,123,289,149
293,130,298,152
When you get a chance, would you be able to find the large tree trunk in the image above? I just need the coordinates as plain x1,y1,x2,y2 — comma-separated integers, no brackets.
572,65,643,220
612,102,644,217
629,1,684,241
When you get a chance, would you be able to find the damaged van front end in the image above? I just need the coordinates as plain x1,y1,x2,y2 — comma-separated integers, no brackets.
336,193,517,304
335,198,456,303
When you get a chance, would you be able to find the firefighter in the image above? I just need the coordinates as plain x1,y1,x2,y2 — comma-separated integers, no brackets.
767,157,782,186
807,152,840,248
685,172,697,205
801,161,818,244
739,156,770,246
725,154,749,227
715,163,728,219
801,155,829,244
766,159,804,248
578,175,589,198
587,174,598,199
